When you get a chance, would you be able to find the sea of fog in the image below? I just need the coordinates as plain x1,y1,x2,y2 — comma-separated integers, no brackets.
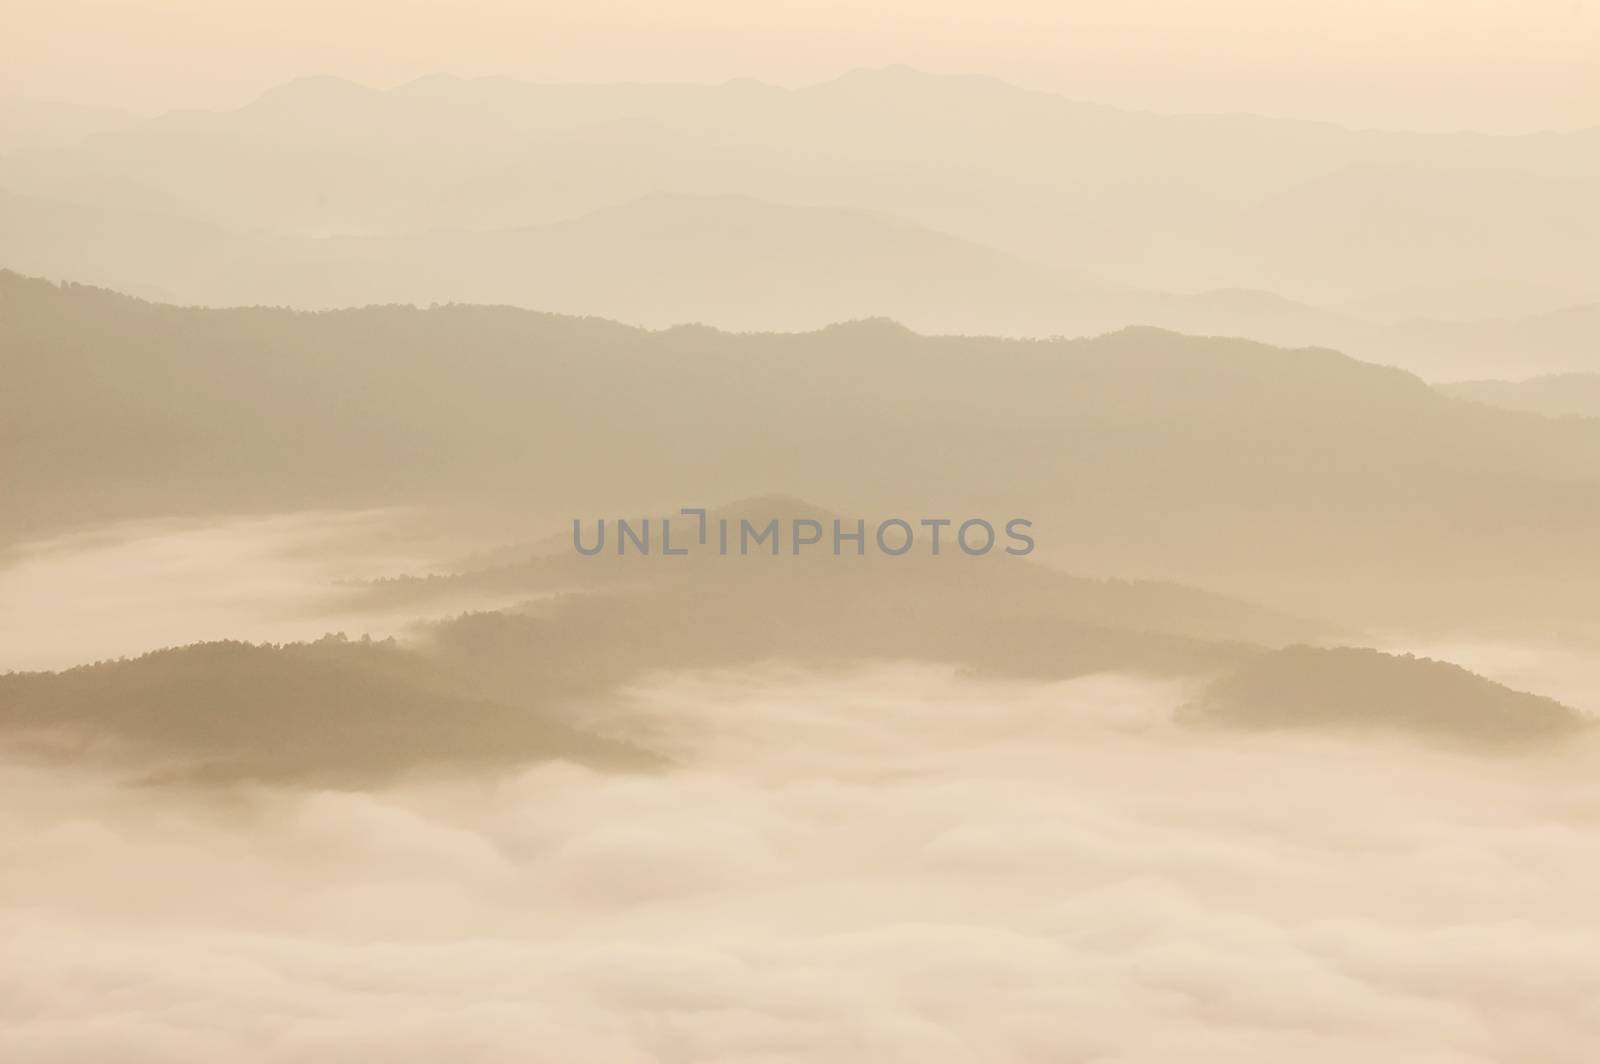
3,513,1600,1061
4,509,1598,715
0,510,529,672
2,663,1599,1062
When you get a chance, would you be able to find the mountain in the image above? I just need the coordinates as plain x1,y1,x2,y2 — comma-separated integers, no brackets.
306,192,1133,334
5,554,1581,781
0,635,652,783
2,68,1594,304
0,186,1131,331
1441,373,1600,419
0,95,133,152
1182,645,1589,746
9,271,1600,625
1238,163,1599,305
3,186,1596,377
1396,304,1600,378
361,494,1325,650
0,187,280,304
0,506,1278,782
1338,279,1597,324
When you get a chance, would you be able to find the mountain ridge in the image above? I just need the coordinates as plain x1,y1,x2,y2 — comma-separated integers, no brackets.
8,269,1600,626
3,188,1595,376
4,66,1592,305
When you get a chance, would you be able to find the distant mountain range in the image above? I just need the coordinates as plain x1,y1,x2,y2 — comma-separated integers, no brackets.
0,635,654,783
1442,374,1600,419
3,499,1579,784
1,68,1593,376
0,94,132,152
9,270,1600,627
1,186,1594,378
1183,645,1586,747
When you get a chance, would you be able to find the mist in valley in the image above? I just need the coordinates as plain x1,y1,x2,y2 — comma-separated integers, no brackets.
0,510,543,673
4,661,1600,1062
4,3,1600,1059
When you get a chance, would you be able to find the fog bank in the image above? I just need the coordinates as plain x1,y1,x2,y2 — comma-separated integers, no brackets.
3,663,1596,1062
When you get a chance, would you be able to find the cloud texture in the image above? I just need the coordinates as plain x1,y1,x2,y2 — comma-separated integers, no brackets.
2,663,1597,1062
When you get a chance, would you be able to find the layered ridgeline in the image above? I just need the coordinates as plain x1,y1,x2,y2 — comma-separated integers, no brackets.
1182,645,1587,748
1443,373,1600,419
0,494,1261,782
9,272,1600,627
1,69,1592,300
3,188,1595,379
0,68,1595,376
2,497,1585,784
0,636,656,783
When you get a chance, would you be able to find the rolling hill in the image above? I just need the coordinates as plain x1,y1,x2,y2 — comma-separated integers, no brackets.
1182,645,1588,747
3,182,1594,377
1441,373,1600,419
3,67,1594,308
8,271,1600,625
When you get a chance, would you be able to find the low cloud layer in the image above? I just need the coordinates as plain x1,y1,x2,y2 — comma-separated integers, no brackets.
2,663,1597,1062
0,511,518,672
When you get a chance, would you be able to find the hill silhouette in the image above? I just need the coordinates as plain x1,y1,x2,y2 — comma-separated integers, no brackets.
3,154,1597,375
1441,371,1600,419
0,67,1592,341
9,272,1600,625
365,495,1324,649
0,635,653,783
1182,646,1589,747
3,579,1582,780
0,188,1129,331
0,524,1272,782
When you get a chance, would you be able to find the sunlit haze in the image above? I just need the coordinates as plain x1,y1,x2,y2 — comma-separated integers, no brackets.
3,0,1596,131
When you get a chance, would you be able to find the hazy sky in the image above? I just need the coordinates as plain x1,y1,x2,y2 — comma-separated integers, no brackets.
4,0,1596,132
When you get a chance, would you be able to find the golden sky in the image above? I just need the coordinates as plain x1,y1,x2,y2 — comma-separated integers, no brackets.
3,0,1597,131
